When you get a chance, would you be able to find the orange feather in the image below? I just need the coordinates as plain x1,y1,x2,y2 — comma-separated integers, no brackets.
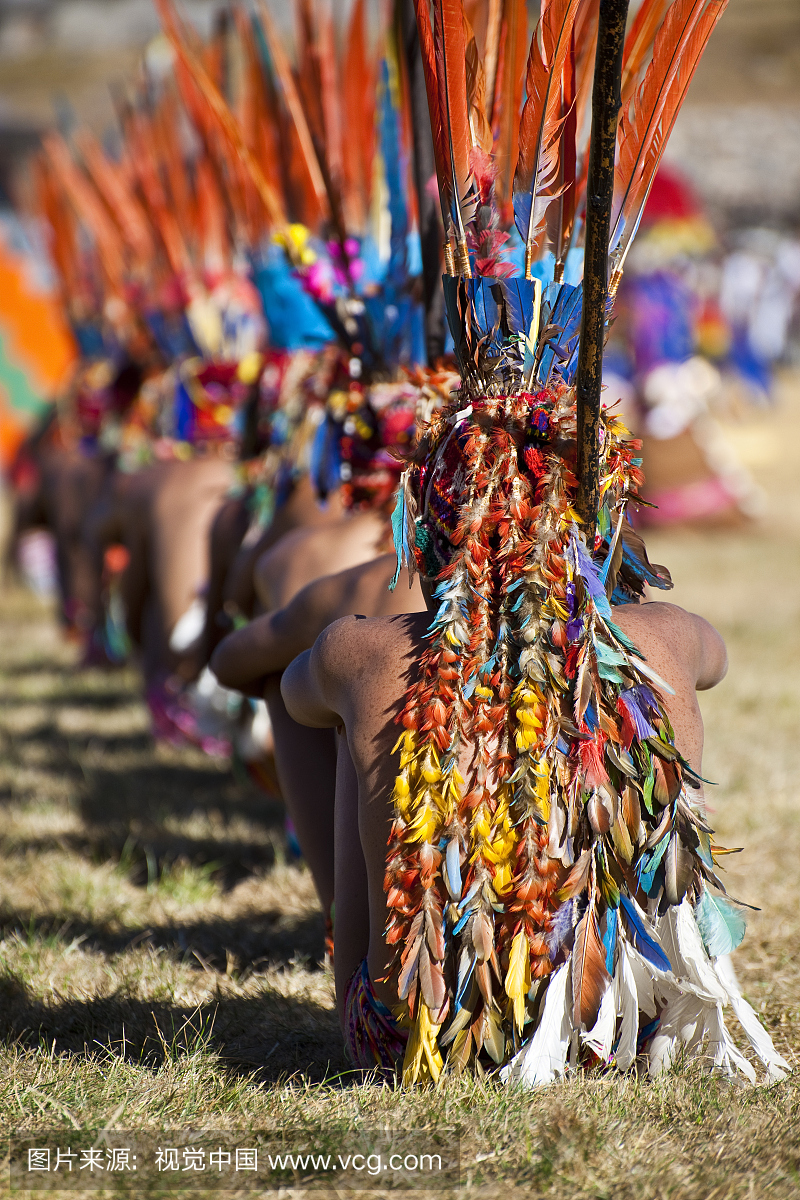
75,130,154,268
620,0,673,107
491,0,528,216
254,0,328,219
611,0,729,275
464,10,493,153
341,0,375,233
513,0,582,265
154,0,288,232
433,0,473,253
571,902,611,1028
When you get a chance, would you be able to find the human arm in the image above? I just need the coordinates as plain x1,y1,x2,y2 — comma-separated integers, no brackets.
692,613,728,690
280,645,342,728
211,567,359,692
211,605,306,692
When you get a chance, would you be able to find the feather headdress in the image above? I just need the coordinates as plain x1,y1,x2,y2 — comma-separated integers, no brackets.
386,0,788,1087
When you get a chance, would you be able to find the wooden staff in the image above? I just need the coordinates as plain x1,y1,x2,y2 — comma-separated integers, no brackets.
575,0,630,530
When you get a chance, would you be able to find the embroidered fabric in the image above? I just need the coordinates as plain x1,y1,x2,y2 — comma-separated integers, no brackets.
343,959,407,1073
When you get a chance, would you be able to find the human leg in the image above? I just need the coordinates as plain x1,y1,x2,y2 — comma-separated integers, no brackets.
200,495,251,664
263,676,337,919
149,457,234,679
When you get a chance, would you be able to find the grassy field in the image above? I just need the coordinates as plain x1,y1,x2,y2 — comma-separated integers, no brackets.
0,378,799,1198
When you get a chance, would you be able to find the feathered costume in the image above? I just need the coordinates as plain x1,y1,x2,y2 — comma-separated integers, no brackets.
154,0,458,525
384,0,789,1087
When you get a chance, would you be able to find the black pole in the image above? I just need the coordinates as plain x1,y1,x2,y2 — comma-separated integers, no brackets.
575,0,629,530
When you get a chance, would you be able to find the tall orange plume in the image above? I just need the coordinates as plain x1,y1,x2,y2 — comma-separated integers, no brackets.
341,0,375,233
254,0,329,219
153,0,288,232
611,0,728,279
464,10,493,153
552,29,577,275
491,0,527,216
482,0,503,110
412,0,449,230
318,4,344,188
513,0,582,272
433,0,473,269
75,130,155,269
42,134,127,293
126,109,192,278
620,0,673,106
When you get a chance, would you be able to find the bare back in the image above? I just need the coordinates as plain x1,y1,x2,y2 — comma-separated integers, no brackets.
282,601,727,1016
253,510,390,611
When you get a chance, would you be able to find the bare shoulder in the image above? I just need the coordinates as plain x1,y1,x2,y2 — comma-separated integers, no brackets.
613,601,728,691
313,612,428,681
292,556,385,621
259,523,317,572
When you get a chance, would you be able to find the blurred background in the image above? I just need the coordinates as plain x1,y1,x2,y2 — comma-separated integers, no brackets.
0,0,797,220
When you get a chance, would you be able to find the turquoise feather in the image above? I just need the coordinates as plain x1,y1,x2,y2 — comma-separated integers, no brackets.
695,887,747,958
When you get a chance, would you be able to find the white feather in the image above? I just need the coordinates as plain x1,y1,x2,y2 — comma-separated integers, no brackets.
624,941,670,1019
614,944,640,1071
501,961,572,1088
648,991,706,1077
671,900,729,1004
628,654,676,695
581,978,617,1060
715,956,790,1081
704,1002,757,1084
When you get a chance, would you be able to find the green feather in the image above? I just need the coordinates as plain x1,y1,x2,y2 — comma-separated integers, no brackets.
695,888,747,958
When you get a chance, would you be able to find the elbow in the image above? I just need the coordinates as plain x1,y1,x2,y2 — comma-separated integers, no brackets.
696,622,729,691
280,652,308,724
210,637,240,690
281,650,333,728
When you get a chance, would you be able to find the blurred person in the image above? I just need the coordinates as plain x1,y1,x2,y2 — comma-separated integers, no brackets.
609,166,763,527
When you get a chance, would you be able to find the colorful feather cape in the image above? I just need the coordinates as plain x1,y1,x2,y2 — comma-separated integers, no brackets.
387,376,788,1088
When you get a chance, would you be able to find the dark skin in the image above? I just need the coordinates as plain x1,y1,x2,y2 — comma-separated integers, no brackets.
251,508,390,612
83,457,233,685
214,475,349,626
38,444,112,636
281,600,728,1027
210,553,426,915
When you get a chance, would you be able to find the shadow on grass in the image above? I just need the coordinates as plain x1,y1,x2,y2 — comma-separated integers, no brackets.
0,687,139,710
0,971,349,1084
0,830,279,890
0,907,326,972
0,709,288,888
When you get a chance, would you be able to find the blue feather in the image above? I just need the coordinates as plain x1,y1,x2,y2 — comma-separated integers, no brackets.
619,895,671,972
456,954,476,1006
639,831,670,877
389,486,407,591
571,534,613,620
603,907,618,975
546,899,575,959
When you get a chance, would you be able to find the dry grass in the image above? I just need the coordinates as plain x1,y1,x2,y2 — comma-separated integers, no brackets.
1,378,800,1198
